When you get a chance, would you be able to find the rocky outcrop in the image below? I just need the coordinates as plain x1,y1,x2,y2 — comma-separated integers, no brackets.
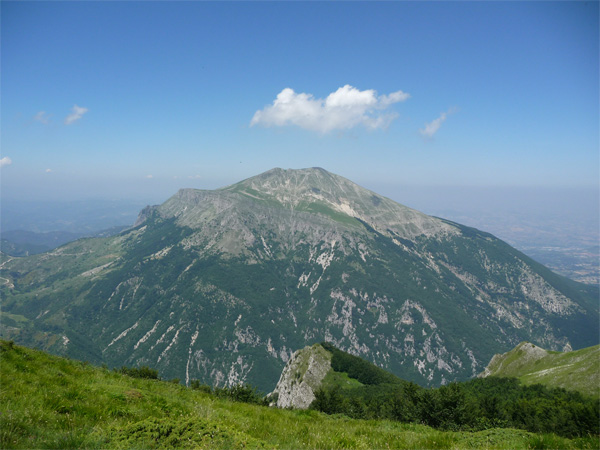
270,344,332,409
133,205,156,227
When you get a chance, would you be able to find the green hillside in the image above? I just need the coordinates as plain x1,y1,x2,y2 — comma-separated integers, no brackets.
480,342,600,398
2,340,597,450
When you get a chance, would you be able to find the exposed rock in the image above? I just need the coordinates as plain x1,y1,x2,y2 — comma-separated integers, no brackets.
270,344,332,409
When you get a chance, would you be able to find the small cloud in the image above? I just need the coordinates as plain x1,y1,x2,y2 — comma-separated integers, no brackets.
0,157,12,168
188,175,202,179
34,111,50,124
64,105,88,125
251,85,410,133
419,108,456,139
45,168,52,173
146,174,153,179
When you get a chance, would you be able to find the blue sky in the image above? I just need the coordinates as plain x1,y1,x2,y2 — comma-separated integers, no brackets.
1,1,598,203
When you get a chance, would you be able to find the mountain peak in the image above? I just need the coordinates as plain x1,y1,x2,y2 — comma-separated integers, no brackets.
221,167,352,203
162,167,457,240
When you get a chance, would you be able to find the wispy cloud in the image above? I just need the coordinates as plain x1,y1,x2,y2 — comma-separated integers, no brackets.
46,168,52,173
0,157,12,168
251,85,410,133
34,111,50,124
64,105,88,125
146,174,153,179
419,108,456,139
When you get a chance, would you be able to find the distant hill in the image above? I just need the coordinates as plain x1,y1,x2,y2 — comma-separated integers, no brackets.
1,230,83,256
0,226,130,256
479,342,600,398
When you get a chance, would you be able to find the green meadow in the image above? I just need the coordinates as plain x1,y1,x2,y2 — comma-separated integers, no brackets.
1,340,598,450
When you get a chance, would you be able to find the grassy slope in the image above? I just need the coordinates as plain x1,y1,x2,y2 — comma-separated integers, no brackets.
484,342,600,398
1,341,597,450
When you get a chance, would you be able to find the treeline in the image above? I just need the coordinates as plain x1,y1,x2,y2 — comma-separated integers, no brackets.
309,376,599,438
321,342,403,386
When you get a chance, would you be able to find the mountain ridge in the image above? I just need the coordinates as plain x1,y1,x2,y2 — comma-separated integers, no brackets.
145,167,457,240
479,341,600,398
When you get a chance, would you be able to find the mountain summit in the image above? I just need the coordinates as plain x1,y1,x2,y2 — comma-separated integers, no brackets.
1,168,597,391
152,167,455,251
221,167,451,235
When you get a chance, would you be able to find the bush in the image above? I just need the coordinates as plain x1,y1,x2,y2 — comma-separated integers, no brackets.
190,379,212,393
115,365,160,380
213,384,266,405
110,416,267,449
310,386,346,415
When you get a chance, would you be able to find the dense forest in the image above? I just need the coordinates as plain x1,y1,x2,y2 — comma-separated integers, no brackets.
307,343,599,439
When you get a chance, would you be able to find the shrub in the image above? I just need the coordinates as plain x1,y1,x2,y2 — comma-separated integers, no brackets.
190,379,212,393
115,365,160,380
213,384,266,405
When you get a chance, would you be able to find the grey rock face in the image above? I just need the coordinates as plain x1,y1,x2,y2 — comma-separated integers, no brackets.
270,344,332,409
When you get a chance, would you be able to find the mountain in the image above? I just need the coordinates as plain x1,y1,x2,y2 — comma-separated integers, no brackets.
479,342,600,398
1,167,598,391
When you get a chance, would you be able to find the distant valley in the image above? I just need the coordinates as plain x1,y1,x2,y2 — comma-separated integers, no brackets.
0,227,129,257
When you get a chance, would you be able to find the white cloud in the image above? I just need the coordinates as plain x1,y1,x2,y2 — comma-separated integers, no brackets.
34,111,50,124
0,157,12,168
146,174,153,179
46,168,52,173
419,108,456,139
250,85,410,133
64,105,88,125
